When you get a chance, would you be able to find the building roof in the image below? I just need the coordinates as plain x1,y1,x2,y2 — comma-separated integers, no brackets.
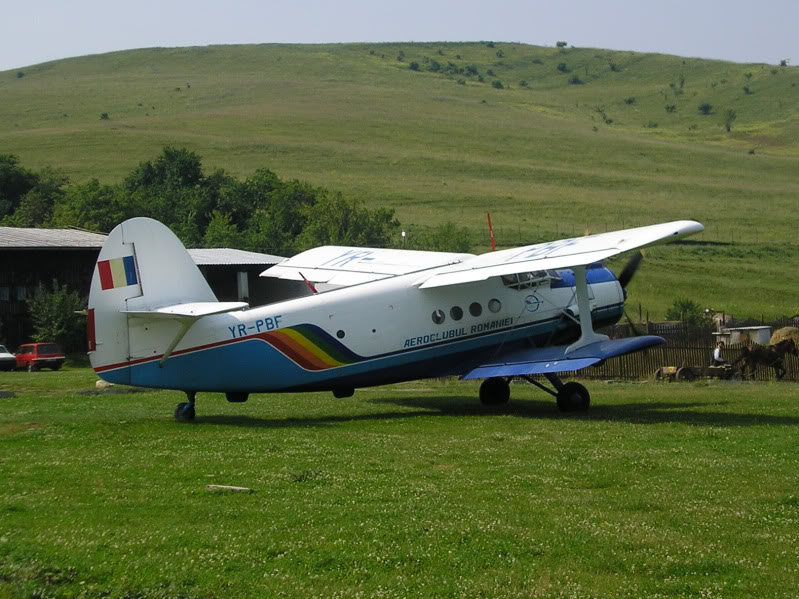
187,248,286,266
0,227,286,265
0,227,107,249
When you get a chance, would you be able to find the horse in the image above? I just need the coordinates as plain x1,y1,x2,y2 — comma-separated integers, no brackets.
733,339,798,381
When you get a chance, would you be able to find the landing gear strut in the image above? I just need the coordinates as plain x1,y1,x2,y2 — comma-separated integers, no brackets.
174,391,196,422
520,373,591,412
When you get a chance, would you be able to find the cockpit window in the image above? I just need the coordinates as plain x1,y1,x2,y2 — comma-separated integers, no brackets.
501,270,556,290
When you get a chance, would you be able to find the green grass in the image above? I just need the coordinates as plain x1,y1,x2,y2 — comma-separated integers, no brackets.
3,43,799,318
2,368,799,597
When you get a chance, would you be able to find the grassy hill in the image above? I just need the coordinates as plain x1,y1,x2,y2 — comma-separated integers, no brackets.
2,42,799,318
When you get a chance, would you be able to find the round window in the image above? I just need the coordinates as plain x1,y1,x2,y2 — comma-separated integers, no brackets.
336,330,346,339
469,302,482,317
432,309,445,324
488,299,502,313
450,306,463,321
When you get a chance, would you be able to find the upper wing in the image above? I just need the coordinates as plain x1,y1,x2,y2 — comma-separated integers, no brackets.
262,245,475,287
461,336,665,379
418,220,703,289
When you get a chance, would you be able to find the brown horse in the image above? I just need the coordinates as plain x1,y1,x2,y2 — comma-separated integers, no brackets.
734,339,798,380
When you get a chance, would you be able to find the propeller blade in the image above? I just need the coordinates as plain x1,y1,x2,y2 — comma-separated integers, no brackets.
618,251,643,289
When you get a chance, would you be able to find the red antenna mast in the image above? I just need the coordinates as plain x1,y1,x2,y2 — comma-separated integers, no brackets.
487,213,496,251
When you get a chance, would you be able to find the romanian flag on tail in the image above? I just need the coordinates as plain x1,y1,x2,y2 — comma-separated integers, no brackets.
98,255,138,290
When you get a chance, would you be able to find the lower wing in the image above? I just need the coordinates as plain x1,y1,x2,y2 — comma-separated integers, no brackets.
461,336,664,379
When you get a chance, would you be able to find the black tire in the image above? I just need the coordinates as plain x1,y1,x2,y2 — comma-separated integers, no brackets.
174,402,195,422
333,388,355,398
479,377,510,405
225,392,249,403
556,382,590,412
676,367,696,382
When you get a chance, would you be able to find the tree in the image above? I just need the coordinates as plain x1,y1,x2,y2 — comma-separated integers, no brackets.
665,297,712,330
203,210,239,248
698,103,713,115
0,154,38,220
723,108,737,132
296,193,399,250
2,167,69,227
26,281,86,352
50,179,127,232
556,41,568,48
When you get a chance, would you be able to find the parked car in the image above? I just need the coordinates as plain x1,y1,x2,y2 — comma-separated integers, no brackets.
15,342,66,372
0,345,15,371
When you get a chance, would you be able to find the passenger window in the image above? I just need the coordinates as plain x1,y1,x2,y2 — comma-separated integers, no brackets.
469,302,482,317
450,306,463,321
488,299,501,313
432,309,445,324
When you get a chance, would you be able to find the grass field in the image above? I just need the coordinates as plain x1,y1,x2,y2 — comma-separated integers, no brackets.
2,367,799,598
2,42,799,318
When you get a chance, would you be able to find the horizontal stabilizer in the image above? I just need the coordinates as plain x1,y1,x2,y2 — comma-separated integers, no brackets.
462,336,664,380
121,301,248,319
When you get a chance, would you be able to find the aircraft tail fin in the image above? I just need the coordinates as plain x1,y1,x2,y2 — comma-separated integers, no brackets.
88,217,239,381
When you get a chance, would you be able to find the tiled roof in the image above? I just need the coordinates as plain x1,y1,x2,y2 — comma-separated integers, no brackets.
0,227,108,248
187,248,286,266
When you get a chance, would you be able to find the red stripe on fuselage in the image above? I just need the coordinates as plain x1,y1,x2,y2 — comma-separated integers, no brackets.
97,261,114,290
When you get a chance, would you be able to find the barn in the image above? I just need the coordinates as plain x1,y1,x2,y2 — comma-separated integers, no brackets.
0,227,295,349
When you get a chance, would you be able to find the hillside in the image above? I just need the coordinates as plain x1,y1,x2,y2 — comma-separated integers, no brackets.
2,42,799,318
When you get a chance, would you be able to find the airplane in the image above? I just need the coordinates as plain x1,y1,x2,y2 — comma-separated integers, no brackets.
88,217,704,421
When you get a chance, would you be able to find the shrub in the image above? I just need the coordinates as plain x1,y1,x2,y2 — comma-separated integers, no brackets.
645,121,658,128
492,80,504,89
665,104,677,113
780,59,789,67
556,41,568,48
465,64,478,76
100,112,109,120
743,85,752,95
519,80,528,87
624,97,635,105
486,69,495,77
568,75,583,85
665,297,712,331
408,61,420,71
428,60,441,72
532,58,543,65
486,42,495,48
723,108,737,132
609,63,619,72
496,49,504,58
456,79,465,85
557,62,569,73
16,71,24,78
698,103,713,115
27,281,86,352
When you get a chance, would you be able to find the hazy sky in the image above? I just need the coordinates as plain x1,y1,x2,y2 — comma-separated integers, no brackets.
2,0,796,72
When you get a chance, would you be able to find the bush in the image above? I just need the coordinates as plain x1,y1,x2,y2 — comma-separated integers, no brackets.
532,58,543,65
100,112,109,120
428,60,441,73
16,71,24,78
723,108,737,132
568,75,583,85
519,80,528,87
557,62,569,73
743,85,752,95
408,61,420,71
645,121,658,128
492,80,504,89
486,69,495,77
665,297,712,332
665,104,677,113
624,97,636,105
486,42,495,48
698,103,713,115
609,63,619,72
496,50,504,58
556,41,568,48
27,281,86,352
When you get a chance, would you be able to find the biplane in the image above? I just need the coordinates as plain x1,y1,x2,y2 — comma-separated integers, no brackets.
88,217,703,420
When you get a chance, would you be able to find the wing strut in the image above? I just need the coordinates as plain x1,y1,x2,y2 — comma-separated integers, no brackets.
565,264,608,355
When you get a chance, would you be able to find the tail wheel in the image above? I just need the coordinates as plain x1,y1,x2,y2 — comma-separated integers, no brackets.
479,377,510,405
556,382,590,412
174,402,195,422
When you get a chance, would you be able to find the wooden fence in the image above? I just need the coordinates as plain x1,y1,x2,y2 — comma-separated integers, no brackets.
565,321,799,381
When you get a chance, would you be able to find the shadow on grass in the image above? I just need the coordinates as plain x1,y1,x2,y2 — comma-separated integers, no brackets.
194,394,799,429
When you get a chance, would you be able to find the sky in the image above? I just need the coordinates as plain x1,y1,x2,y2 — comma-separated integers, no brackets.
2,0,796,72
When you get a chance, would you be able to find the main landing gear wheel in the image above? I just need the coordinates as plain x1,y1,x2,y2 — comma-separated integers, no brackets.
556,382,590,412
175,391,196,422
479,377,510,406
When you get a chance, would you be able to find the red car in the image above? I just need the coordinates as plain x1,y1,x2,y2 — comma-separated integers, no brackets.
15,343,66,371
